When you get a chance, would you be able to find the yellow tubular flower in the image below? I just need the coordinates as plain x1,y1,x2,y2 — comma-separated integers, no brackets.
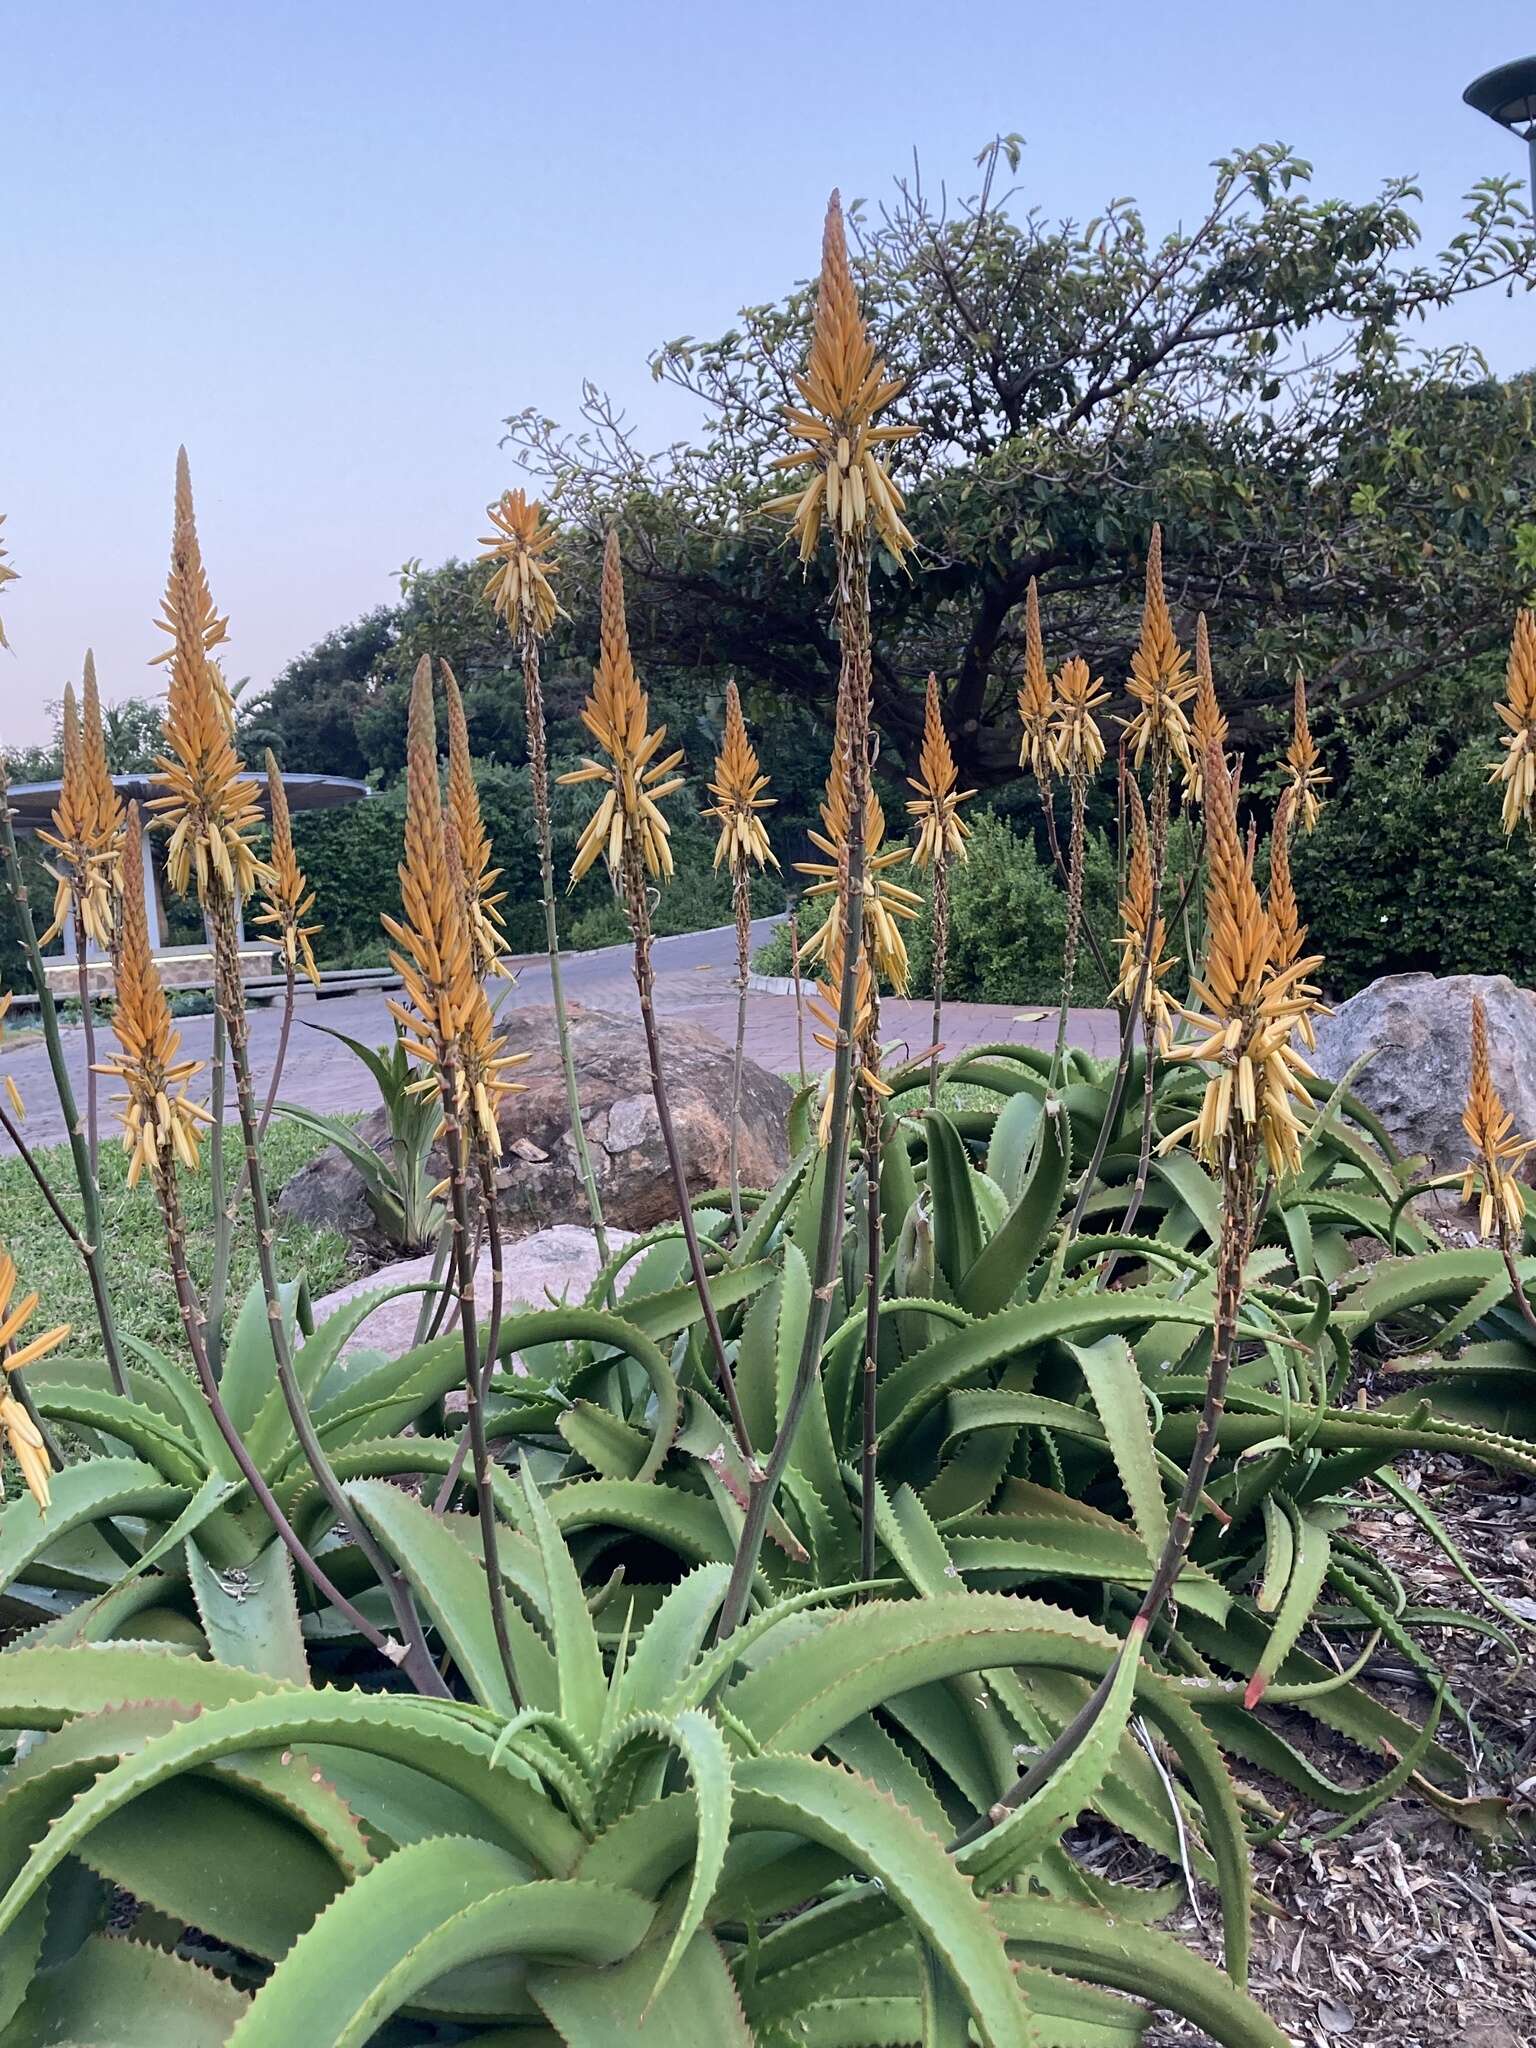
560,531,685,885
1182,614,1228,805
1049,657,1108,778
1284,671,1329,834
1490,608,1536,837
440,662,511,978
0,1248,66,1510
1,1393,51,1512
1115,778,1175,1045
1016,577,1055,781
764,190,918,563
148,450,267,903
1121,526,1195,771
1161,739,1320,1179
81,653,125,916
797,746,920,993
806,907,887,1145
0,514,17,650
1460,994,1534,1242
443,817,529,1160
37,682,115,950
706,680,778,873
907,673,974,869
380,661,529,1154
382,657,473,1093
96,804,211,1187
253,752,322,987
479,488,562,640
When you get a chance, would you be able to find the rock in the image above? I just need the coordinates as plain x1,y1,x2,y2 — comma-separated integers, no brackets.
277,1004,792,1243
1311,971,1536,1177
273,1138,376,1239
308,1223,636,1363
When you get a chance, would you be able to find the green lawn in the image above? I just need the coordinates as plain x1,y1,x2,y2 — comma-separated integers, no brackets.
0,1117,355,1363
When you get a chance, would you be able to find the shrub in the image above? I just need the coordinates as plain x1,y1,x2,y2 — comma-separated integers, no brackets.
1292,662,1536,998
756,810,1119,1005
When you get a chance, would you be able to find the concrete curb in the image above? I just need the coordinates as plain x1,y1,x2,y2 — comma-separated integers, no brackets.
745,974,798,997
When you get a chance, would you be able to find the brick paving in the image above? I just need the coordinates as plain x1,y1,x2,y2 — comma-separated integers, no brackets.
0,918,1117,1154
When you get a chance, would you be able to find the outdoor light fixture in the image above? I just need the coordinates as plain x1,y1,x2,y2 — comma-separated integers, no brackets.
1464,56,1536,210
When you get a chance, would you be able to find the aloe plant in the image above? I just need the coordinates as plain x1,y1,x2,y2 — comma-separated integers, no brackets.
275,1024,445,1251
0,1474,1290,2047
473,1075,1531,1830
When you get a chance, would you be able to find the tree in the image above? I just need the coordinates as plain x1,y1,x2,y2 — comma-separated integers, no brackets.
4,694,164,782
506,139,1536,788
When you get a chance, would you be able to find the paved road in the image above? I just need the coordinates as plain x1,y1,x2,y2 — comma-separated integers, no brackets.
0,917,1117,1154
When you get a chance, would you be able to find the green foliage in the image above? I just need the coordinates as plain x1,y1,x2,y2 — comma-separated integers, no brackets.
292,750,787,967
508,142,1536,792
0,1121,347,1363
1293,658,1536,995
910,812,1116,1006
0,1507,1290,2046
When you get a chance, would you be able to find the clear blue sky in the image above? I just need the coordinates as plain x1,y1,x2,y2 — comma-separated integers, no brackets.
3,0,1533,746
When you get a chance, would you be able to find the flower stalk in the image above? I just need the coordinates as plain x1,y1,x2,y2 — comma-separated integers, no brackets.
563,533,753,1458
721,190,915,1637
705,679,778,1234
907,673,972,1104
254,750,321,1134
0,751,127,1394
482,490,611,1266
150,454,444,1694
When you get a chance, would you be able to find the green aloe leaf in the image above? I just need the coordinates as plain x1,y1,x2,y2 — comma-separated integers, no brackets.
994,1897,1288,2047
532,1927,752,2045
957,1629,1143,1894
228,1837,651,2048
923,1111,985,1294
0,1462,190,1601
0,1933,251,2047
961,1098,1070,1316
1063,1335,1169,1554
597,1706,732,2001
186,1536,309,1684
734,1753,1033,2048
344,1478,525,1715
516,1465,608,1746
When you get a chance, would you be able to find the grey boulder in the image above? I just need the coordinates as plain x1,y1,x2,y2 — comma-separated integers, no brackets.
1311,971,1536,1177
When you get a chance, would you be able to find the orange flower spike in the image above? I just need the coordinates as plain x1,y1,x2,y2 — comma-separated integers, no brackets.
1284,671,1329,834
797,741,920,993
253,752,322,987
1460,994,1535,1242
1490,608,1536,837
1114,778,1175,1044
1048,656,1109,780
148,450,266,904
37,682,115,949
560,531,685,886
706,680,778,873
907,674,973,869
479,488,562,641
95,804,211,1186
1182,614,1228,805
1016,578,1055,782
0,1248,66,1510
1161,739,1320,1179
764,191,918,563
440,662,511,979
1121,526,1195,771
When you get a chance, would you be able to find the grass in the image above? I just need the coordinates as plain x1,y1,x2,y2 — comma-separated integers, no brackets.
0,1117,356,1363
